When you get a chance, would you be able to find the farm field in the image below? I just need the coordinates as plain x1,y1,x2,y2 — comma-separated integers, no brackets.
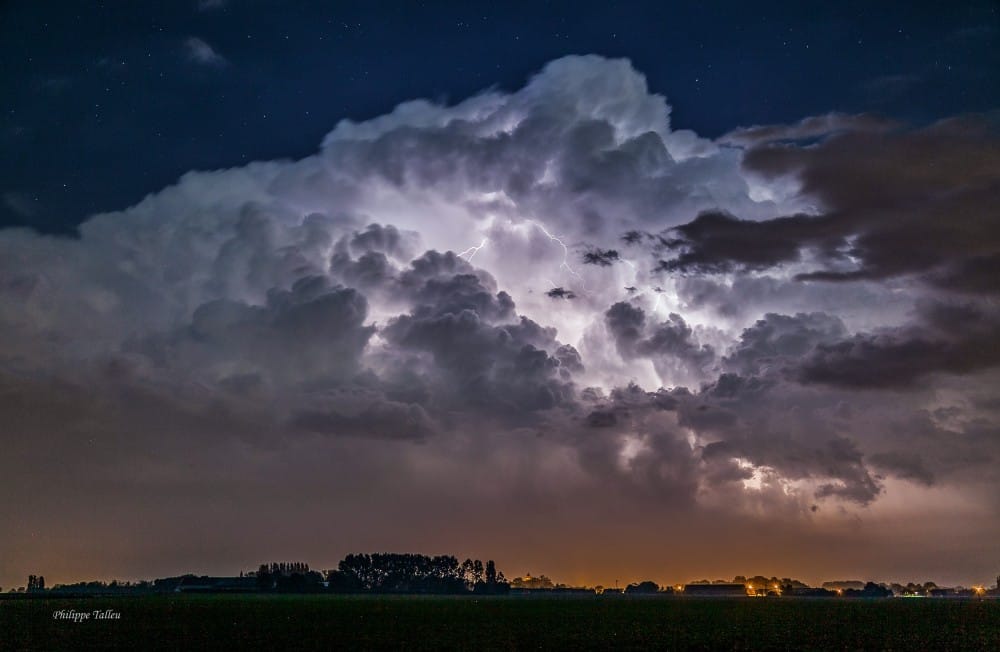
3,595,999,650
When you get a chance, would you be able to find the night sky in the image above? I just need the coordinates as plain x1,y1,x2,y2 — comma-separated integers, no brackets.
1,1,999,590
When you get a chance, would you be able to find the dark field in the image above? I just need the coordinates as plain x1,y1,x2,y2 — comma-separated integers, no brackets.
3,595,998,651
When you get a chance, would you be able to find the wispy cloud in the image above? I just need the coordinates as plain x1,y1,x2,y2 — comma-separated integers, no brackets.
2,191,38,217
184,37,227,67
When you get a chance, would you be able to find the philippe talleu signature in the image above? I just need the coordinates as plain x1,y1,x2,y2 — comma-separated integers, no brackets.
52,609,121,623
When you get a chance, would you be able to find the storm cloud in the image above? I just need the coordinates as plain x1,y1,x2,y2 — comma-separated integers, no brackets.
663,112,1000,290
1,56,998,590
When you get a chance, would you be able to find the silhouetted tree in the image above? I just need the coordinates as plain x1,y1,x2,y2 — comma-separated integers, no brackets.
472,560,508,594
625,581,660,594
511,574,554,590
844,582,892,598
329,552,503,594
326,569,362,593
461,559,483,588
256,564,273,590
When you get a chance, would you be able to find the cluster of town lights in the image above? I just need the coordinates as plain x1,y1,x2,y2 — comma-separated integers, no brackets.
745,583,783,597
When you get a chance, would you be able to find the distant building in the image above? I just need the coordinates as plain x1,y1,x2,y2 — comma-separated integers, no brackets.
157,576,257,593
683,583,748,597
552,587,595,595
509,588,556,596
785,587,836,598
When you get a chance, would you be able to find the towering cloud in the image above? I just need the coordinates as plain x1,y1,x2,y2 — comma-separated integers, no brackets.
1,56,998,589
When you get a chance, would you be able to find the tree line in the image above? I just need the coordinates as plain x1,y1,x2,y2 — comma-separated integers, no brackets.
252,553,509,594
325,553,507,594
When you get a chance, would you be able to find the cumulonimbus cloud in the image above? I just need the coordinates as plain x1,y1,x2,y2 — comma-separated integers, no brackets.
1,57,999,586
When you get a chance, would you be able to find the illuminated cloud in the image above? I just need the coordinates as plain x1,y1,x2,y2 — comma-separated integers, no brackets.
1,56,998,587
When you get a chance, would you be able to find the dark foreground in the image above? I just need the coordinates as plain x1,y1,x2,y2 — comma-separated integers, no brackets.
3,595,998,651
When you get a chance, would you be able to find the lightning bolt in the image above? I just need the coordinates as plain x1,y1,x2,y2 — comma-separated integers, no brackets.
651,292,665,314
622,257,666,314
459,219,596,297
620,256,669,314
457,238,489,262
526,219,588,292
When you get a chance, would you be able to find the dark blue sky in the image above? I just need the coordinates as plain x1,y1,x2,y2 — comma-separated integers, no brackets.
2,0,997,233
